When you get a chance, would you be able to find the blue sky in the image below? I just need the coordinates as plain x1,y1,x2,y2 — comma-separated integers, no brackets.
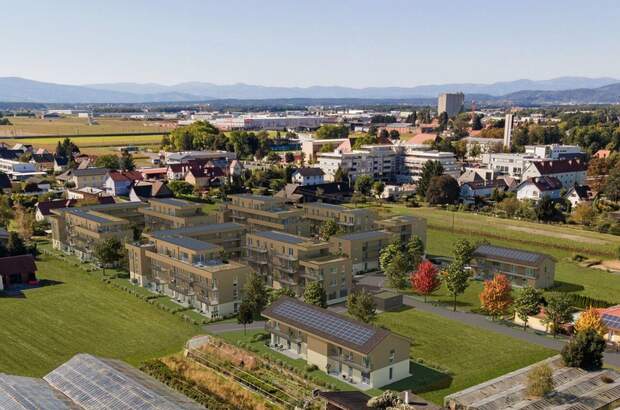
2,0,619,87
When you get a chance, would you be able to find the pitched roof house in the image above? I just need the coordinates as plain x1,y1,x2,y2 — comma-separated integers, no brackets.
0,254,37,290
521,158,587,188
565,185,594,207
515,176,563,201
292,167,325,186
35,199,77,222
104,171,143,196
129,180,173,202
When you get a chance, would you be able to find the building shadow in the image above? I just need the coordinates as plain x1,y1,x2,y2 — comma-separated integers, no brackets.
380,361,452,394
549,281,585,293
0,279,64,299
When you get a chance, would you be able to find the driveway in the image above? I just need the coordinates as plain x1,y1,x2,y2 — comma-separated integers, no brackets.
204,320,266,334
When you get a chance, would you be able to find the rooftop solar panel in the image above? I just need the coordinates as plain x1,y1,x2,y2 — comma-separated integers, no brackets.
272,299,376,348
602,314,620,329
475,244,544,265
0,374,79,409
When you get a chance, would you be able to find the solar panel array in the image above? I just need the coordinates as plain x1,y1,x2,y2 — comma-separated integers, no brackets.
476,244,542,265
273,299,376,347
602,314,620,330
44,354,204,410
0,374,78,409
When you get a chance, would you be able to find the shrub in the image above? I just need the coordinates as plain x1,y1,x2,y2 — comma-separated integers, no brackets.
305,364,318,372
526,364,554,397
561,329,606,370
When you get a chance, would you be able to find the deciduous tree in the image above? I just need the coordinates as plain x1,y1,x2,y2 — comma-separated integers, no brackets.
385,252,410,290
513,286,542,330
453,238,476,266
479,274,513,319
318,219,341,241
543,293,573,337
425,175,459,205
443,262,470,312
93,237,123,275
347,290,377,323
303,281,327,308
417,160,444,199
574,307,608,336
94,154,120,170
407,236,425,270
411,260,441,302
243,272,269,319
237,301,254,335
354,175,373,196
561,329,606,370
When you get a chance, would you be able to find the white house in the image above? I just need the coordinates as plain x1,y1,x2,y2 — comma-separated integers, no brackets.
291,167,325,186
521,159,587,188
460,179,508,204
515,176,563,201
565,185,593,208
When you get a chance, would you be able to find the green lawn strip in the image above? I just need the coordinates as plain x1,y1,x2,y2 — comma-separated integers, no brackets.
218,330,356,392
375,308,555,404
0,253,201,377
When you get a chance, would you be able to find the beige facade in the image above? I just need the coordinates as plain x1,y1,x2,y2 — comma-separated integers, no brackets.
50,202,146,261
140,197,216,231
374,214,427,246
471,244,555,289
302,202,375,234
329,231,391,274
263,297,410,388
126,231,250,319
245,230,352,304
218,194,305,235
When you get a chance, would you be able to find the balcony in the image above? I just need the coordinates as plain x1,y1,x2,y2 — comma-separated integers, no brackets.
327,354,371,372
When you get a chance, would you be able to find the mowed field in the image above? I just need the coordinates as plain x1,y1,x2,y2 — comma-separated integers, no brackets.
0,253,201,377
378,205,620,305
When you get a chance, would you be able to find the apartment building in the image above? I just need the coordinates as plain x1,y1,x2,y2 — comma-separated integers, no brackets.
329,231,391,274
302,202,375,235
480,153,539,179
50,207,133,261
139,197,216,231
63,168,109,188
0,158,45,180
218,194,305,235
470,244,555,289
263,297,411,388
399,149,460,183
317,145,398,182
245,230,352,304
143,222,246,259
375,214,427,246
524,144,585,160
126,231,250,318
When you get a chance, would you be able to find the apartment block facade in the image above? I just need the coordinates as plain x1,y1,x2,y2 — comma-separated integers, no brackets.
245,230,352,304
126,231,250,318
302,202,375,234
218,194,306,235
263,297,411,388
139,197,216,231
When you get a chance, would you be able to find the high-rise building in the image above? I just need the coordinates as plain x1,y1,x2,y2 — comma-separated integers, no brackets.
503,114,514,147
437,92,464,117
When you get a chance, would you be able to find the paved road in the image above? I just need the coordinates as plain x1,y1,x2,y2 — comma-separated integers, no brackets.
401,295,620,367
204,320,266,334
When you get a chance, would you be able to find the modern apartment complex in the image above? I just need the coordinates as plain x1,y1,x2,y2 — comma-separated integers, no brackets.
399,148,461,182
217,194,306,234
437,92,465,117
139,197,216,230
302,202,375,234
263,297,411,388
126,229,250,318
245,230,352,304
470,244,555,288
50,202,146,260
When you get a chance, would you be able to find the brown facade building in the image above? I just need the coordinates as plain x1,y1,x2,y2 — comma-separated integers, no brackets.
139,197,216,231
302,202,375,234
218,194,306,234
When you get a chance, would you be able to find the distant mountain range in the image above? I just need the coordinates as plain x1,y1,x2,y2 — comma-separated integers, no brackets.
0,76,619,104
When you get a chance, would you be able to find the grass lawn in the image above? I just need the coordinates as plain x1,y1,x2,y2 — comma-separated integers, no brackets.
0,253,202,377
0,117,171,137
375,308,555,404
381,206,620,305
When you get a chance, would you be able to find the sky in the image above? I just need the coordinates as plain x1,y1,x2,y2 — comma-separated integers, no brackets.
2,0,620,88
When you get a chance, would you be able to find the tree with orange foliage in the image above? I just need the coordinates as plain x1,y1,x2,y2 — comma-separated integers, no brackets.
480,274,513,320
575,307,608,336
411,260,441,302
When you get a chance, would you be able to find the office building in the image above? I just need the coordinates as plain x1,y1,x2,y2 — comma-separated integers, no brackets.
437,92,464,117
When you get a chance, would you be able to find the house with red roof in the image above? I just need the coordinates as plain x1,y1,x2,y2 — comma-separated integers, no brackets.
521,158,587,188
598,305,620,345
515,176,563,201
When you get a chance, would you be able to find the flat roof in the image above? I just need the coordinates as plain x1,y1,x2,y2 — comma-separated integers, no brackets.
230,193,281,201
305,202,371,214
251,230,309,245
263,297,392,355
151,222,244,237
64,208,124,224
153,234,220,251
148,197,200,207
335,230,391,241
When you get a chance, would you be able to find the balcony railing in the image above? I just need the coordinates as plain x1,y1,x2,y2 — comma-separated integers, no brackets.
327,354,371,372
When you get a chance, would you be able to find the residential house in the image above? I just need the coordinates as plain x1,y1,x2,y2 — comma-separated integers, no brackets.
53,156,69,172
59,167,108,189
103,170,143,196
292,167,325,186
184,166,225,190
459,179,508,204
598,305,620,345
263,297,411,388
35,199,76,222
0,158,46,180
274,182,350,204
245,230,352,303
470,244,555,288
379,184,416,200
0,255,37,291
139,197,216,231
521,158,587,188
515,176,563,201
126,231,250,318
129,180,173,202
139,167,168,180
565,185,594,208
30,153,55,172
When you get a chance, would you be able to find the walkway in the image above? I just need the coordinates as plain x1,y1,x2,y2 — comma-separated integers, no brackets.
204,320,266,334
402,295,620,367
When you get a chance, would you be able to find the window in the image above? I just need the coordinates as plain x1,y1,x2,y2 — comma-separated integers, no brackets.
389,367,393,380
389,349,395,363
211,278,218,289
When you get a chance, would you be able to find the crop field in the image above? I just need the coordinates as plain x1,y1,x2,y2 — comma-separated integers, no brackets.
377,205,620,304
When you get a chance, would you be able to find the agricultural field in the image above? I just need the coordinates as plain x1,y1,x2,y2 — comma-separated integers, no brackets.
380,205,620,305
0,253,202,377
